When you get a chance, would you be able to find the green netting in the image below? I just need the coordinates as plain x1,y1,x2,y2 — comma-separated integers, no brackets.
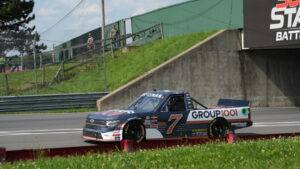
71,27,102,57
53,0,243,61
104,21,122,39
54,41,72,62
131,0,243,38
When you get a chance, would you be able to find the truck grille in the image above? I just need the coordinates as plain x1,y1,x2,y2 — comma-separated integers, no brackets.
86,118,106,125
85,124,99,130
83,131,102,139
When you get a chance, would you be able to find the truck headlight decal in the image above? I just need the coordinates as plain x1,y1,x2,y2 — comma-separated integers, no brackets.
106,120,120,127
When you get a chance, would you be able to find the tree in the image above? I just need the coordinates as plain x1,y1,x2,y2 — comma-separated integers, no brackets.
1,0,35,57
0,0,47,69
0,0,35,31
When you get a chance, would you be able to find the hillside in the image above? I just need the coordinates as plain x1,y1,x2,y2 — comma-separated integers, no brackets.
1,30,216,96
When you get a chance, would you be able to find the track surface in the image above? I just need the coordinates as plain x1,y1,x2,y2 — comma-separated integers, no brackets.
0,108,299,150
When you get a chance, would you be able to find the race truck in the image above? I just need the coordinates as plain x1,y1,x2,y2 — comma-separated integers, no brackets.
83,90,252,143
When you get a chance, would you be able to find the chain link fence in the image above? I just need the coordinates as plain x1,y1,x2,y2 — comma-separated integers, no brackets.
0,23,163,96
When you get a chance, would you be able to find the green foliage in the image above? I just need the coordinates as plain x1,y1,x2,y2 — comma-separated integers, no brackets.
0,65,58,95
0,0,46,60
0,0,34,30
2,137,300,169
13,30,216,95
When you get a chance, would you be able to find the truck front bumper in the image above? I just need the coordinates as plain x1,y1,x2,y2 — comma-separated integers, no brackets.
82,128,122,142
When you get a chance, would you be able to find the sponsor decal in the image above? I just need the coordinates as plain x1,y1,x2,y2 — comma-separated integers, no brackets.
231,122,248,128
242,108,250,115
150,124,159,129
144,120,151,126
150,116,158,120
118,110,135,114
271,0,300,42
187,108,249,122
115,137,121,141
144,116,158,128
142,93,164,99
100,110,135,116
191,109,238,119
244,0,300,48
192,132,207,137
106,112,124,117
192,129,207,132
186,94,194,109
166,114,183,135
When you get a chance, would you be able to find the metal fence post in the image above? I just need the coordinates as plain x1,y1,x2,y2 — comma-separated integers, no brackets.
4,74,9,95
111,41,114,59
100,0,107,92
42,67,46,85
61,61,65,79
160,23,164,39
33,32,38,94
52,44,55,63
39,54,42,69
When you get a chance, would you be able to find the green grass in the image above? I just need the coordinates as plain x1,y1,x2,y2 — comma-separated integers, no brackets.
0,66,58,96
2,137,300,169
1,31,217,96
0,62,80,96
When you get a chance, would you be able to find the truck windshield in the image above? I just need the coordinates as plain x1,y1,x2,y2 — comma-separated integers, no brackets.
128,96,162,112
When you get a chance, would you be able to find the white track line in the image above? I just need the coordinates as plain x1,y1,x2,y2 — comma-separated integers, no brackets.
253,121,300,127
0,128,82,134
254,121,300,125
0,128,82,137
253,124,300,127
0,131,82,137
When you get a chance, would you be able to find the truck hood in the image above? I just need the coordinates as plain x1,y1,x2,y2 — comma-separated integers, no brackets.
87,109,136,120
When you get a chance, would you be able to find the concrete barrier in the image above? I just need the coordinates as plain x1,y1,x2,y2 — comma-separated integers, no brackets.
97,30,300,110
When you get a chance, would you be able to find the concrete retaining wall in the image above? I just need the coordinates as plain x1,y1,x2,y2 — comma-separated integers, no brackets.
97,30,300,110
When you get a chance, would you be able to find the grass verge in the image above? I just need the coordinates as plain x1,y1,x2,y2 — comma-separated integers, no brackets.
2,137,300,169
4,30,217,95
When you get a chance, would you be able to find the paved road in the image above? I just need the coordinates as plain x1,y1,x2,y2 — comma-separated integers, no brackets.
0,108,299,150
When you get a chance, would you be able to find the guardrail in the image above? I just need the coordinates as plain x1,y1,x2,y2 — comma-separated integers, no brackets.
0,92,108,113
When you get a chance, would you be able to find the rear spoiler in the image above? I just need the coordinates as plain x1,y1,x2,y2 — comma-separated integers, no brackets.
217,99,250,107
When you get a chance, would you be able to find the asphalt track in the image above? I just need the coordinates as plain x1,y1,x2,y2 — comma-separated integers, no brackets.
0,108,299,150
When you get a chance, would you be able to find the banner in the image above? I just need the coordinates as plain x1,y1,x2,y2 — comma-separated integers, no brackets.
244,0,300,48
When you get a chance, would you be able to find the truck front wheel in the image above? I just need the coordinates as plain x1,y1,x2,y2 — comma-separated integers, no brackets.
123,121,145,143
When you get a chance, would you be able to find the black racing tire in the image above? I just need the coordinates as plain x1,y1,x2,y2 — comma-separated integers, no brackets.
123,120,145,143
208,118,229,138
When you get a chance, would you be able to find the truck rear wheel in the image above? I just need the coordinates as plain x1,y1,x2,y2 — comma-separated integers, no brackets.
208,118,228,138
123,121,145,143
